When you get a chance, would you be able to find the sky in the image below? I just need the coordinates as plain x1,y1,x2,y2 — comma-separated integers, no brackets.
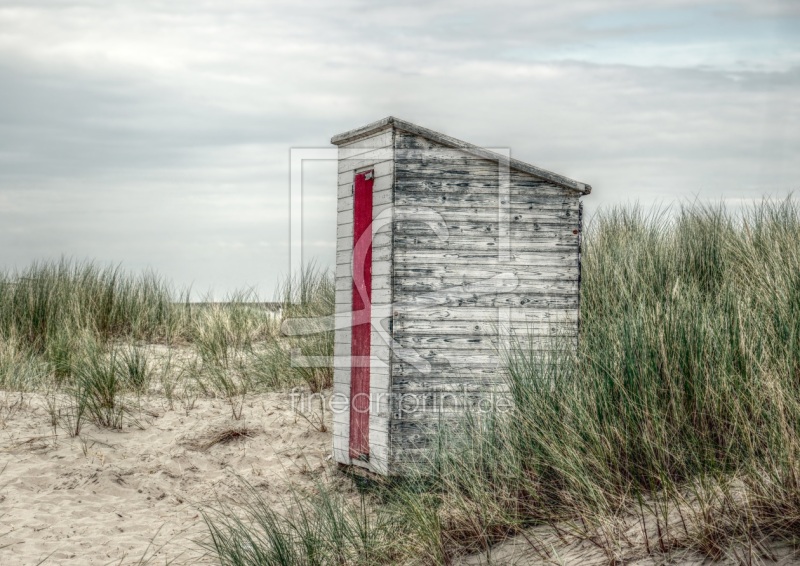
0,0,798,298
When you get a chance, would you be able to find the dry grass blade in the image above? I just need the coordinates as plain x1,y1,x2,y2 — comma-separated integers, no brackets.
180,421,259,452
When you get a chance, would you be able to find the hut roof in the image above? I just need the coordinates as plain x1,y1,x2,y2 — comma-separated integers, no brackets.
331,116,591,195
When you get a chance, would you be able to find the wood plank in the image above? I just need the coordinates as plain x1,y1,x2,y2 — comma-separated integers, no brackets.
333,326,351,343
335,277,351,293
393,264,577,282
392,290,579,309
335,263,351,278
393,249,577,267
391,376,510,392
337,193,353,208
369,373,391,393
390,450,436,468
390,332,578,350
390,393,511,415
337,161,393,186
395,193,578,209
337,189,391,213
370,276,392,292
337,129,392,154
395,131,467,151
393,305,578,322
335,250,352,268
395,176,571,196
339,173,394,191
338,146,394,169
337,187,392,214
333,380,351,396
392,234,578,252
337,245,390,266
372,261,392,277
370,288,392,304
388,426,443,451
394,276,579,294
388,344,560,362
337,211,394,240
391,364,503,380
397,164,576,185
337,183,353,199
336,199,394,227
373,189,394,207
396,221,580,239
393,205,580,223
392,334,571,351
337,222,354,240
339,153,395,174
372,232,391,249
393,318,576,335
334,294,350,310
395,147,502,161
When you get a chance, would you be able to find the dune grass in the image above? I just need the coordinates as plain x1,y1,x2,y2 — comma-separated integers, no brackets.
205,198,800,564
3,199,799,563
203,482,398,566
0,259,335,428
0,260,182,351
423,198,800,562
410,199,800,562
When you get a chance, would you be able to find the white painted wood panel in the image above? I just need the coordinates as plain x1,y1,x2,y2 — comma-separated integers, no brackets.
338,174,394,195
333,129,394,468
337,160,393,186
339,151,395,173
336,129,392,155
333,126,394,472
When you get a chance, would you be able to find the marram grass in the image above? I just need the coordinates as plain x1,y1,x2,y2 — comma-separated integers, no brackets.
3,199,800,564
0,259,335,410
205,198,800,564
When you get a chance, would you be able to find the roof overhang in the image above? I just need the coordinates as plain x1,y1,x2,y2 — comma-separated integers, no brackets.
331,116,591,195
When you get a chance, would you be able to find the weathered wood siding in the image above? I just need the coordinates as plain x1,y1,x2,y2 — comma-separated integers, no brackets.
389,130,582,469
333,127,394,474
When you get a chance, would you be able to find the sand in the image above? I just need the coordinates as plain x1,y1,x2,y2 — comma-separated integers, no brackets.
0,390,333,565
4,387,798,565
457,499,800,566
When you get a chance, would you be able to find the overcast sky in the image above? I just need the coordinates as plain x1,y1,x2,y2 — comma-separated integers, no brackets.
0,0,798,298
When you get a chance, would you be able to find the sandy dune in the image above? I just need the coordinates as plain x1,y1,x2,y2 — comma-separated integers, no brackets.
0,391,333,565
5,389,798,566
458,523,800,566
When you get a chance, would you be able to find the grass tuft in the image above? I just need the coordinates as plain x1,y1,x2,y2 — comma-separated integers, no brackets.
203,481,397,566
207,197,800,564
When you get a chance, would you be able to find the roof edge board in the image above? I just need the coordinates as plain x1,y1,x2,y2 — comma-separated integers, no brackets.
331,117,591,195
330,116,395,145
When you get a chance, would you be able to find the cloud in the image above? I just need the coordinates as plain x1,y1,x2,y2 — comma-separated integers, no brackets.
0,0,797,297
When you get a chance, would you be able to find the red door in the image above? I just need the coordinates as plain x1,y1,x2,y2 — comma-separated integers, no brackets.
350,170,373,460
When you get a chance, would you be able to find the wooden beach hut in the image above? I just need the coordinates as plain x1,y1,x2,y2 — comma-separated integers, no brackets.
331,117,591,475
